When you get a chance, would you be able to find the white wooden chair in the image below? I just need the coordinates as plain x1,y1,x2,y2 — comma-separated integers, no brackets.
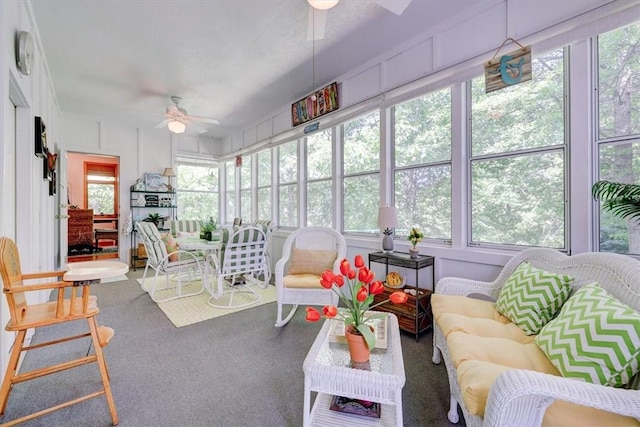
274,226,347,327
136,221,204,302
206,226,269,309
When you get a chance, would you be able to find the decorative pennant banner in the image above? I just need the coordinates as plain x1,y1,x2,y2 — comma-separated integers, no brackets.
484,40,532,94
292,82,339,127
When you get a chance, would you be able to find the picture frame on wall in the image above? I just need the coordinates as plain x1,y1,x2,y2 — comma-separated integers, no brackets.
34,116,47,158
49,171,57,196
43,154,52,181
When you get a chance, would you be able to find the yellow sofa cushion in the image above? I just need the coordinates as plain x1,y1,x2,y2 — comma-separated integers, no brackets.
455,359,640,426
437,312,535,343
431,294,510,323
447,332,559,373
283,273,325,289
288,248,337,275
543,401,640,427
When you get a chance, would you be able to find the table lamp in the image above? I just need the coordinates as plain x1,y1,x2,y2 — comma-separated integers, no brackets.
163,167,176,191
378,206,397,253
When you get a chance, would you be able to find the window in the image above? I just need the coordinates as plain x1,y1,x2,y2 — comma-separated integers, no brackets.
306,129,333,227
469,48,567,249
176,158,218,222
240,155,252,222
85,162,118,215
278,140,298,227
343,112,380,234
225,161,235,223
394,88,452,240
596,22,640,254
256,149,272,221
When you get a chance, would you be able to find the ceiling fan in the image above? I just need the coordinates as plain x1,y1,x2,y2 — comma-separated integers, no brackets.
307,0,413,40
154,96,220,134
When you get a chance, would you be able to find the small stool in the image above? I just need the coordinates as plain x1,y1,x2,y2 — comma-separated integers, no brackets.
95,228,118,249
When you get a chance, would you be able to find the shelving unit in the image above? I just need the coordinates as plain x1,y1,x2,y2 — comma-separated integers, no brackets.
130,190,177,269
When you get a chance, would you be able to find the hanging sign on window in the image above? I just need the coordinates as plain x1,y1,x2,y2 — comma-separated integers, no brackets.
484,41,532,94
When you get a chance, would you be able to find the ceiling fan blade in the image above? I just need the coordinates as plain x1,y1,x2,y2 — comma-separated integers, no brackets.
188,123,208,134
374,0,412,15
154,119,170,129
188,115,220,125
307,6,327,41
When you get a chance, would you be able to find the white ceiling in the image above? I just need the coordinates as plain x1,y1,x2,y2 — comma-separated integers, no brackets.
31,0,481,139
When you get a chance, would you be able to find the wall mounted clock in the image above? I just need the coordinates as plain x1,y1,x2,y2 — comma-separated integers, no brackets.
16,31,34,75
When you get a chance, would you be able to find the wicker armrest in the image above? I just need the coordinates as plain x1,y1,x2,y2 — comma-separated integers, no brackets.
436,276,502,298
485,369,640,427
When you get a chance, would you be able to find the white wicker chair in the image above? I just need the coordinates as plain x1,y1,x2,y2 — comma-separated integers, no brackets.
432,248,640,427
136,221,204,302
206,226,269,309
274,226,347,327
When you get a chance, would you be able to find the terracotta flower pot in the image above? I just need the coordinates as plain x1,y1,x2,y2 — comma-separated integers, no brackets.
345,325,373,363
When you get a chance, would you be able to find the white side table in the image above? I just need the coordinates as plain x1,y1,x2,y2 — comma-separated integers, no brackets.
303,314,405,426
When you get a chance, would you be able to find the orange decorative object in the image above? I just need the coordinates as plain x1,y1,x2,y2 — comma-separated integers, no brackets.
345,325,372,363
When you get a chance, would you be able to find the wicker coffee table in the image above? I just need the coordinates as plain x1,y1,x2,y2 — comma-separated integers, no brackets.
302,313,405,426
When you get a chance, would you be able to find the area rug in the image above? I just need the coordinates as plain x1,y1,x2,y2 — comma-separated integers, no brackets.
136,277,277,327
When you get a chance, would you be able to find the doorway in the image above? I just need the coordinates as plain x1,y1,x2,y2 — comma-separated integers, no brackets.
67,152,120,263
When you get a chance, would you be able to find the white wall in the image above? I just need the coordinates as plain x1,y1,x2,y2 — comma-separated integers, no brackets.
1,0,62,389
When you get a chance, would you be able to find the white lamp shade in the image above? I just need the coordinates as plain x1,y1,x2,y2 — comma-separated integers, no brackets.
163,167,176,177
378,206,398,230
167,120,186,134
308,0,340,10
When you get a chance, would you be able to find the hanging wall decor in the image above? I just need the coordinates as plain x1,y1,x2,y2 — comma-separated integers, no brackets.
292,82,339,127
34,116,47,158
484,38,532,94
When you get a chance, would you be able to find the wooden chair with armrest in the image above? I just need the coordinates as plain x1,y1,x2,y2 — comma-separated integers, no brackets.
0,237,118,426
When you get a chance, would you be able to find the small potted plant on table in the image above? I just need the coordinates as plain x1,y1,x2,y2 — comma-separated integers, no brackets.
198,217,217,241
407,226,424,258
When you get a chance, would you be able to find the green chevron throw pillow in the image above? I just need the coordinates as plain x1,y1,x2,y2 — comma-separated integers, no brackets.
536,283,640,387
495,262,573,335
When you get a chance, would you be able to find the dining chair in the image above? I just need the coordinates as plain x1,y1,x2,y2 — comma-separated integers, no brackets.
0,236,118,426
135,221,204,302
207,226,268,309
274,226,347,327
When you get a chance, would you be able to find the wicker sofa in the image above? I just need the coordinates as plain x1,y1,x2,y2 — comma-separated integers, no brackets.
432,248,640,427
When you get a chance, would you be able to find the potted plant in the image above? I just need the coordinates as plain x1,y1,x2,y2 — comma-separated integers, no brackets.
407,226,424,258
143,213,162,227
198,216,217,241
305,255,408,362
592,180,640,221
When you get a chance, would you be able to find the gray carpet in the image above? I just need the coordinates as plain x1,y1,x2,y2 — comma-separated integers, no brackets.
0,271,465,426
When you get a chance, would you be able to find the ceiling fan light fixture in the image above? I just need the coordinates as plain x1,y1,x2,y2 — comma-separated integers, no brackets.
167,119,186,134
308,0,339,10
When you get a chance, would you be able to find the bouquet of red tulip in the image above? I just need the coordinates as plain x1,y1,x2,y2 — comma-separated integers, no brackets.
305,254,409,350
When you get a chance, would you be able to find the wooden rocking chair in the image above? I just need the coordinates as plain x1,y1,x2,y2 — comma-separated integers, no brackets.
0,237,118,426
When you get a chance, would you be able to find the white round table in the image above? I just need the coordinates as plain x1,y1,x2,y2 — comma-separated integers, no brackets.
64,260,129,285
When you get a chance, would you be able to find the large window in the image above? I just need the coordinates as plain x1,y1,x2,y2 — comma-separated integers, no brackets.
469,48,567,249
343,112,380,234
596,22,640,254
85,162,118,215
176,158,218,222
225,162,235,223
306,129,333,227
256,149,272,220
278,140,298,227
240,155,252,222
394,88,452,240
